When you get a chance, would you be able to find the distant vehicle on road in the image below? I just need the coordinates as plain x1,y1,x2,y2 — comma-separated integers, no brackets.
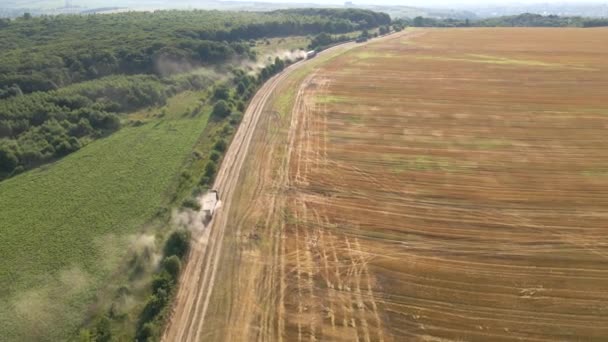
306,50,317,59
202,190,219,224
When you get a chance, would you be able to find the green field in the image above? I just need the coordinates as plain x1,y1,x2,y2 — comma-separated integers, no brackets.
0,92,209,341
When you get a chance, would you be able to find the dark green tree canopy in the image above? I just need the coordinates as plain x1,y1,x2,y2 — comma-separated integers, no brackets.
0,9,390,181
212,100,231,119
0,9,390,95
399,13,608,28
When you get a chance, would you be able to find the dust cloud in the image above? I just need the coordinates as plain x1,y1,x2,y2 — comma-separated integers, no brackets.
155,56,199,77
171,196,224,235
8,267,92,341
172,207,205,232
128,233,161,270
155,49,306,79
242,49,307,74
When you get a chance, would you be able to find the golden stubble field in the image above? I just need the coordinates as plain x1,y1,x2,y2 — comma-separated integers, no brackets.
200,29,608,341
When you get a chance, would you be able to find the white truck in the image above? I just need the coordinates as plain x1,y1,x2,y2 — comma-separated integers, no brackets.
202,190,219,224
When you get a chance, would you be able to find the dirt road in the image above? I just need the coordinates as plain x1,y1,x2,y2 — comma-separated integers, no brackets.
161,34,403,342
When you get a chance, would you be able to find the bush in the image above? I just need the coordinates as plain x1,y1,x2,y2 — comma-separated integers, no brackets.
236,100,245,112
212,100,231,118
221,123,233,136
199,175,210,186
236,82,247,95
182,198,201,211
209,150,221,162
180,170,192,181
213,139,227,152
213,84,231,100
79,329,92,342
0,147,18,173
138,294,167,329
204,160,217,179
94,315,112,342
137,322,157,341
163,230,190,259
162,255,182,280
229,112,243,126
151,271,174,294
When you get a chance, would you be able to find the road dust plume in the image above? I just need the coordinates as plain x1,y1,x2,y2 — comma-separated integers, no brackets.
172,197,223,236
7,267,92,341
154,56,228,81
128,233,162,272
242,49,307,74
155,56,201,76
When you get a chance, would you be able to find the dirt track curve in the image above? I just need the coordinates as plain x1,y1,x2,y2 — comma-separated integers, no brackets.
161,35,400,342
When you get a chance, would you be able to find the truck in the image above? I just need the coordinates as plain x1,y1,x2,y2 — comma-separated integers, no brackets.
202,190,219,224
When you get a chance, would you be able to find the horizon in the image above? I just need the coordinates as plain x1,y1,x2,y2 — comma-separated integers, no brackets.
222,0,608,6
3,0,608,8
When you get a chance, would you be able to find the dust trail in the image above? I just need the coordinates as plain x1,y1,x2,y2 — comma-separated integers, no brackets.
6,266,92,341
128,233,162,271
173,208,204,232
155,57,200,77
172,194,223,237
241,49,307,74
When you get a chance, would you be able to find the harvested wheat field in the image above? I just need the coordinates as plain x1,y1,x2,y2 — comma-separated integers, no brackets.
196,29,608,341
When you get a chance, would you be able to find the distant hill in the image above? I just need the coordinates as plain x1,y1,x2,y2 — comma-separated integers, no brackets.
466,3,608,19
0,0,476,19
399,13,608,28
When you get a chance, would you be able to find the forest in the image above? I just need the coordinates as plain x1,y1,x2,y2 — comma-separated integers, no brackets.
0,9,389,95
0,73,215,178
0,8,390,181
401,13,608,28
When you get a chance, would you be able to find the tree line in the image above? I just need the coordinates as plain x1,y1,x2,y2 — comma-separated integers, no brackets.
83,229,191,341
398,13,608,28
80,54,301,342
0,9,390,96
0,8,390,181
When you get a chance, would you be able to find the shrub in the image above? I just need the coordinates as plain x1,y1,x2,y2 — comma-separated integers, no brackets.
236,100,245,112
204,161,217,179
229,112,243,126
162,255,182,280
55,137,81,156
138,294,166,329
0,147,18,173
212,100,231,118
209,150,221,162
236,82,247,95
199,175,210,186
213,84,230,100
213,139,227,152
79,329,92,342
180,170,192,181
221,123,233,136
182,198,200,211
137,322,157,341
163,230,190,259
94,315,112,342
151,271,174,294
